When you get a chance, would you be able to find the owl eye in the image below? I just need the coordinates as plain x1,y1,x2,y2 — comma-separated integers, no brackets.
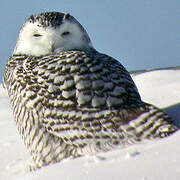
33,34,42,37
61,31,70,36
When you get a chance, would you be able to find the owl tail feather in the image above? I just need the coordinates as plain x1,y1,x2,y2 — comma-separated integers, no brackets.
121,103,178,141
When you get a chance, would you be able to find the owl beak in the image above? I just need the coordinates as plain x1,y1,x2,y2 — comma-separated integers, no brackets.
49,42,55,52
51,44,55,52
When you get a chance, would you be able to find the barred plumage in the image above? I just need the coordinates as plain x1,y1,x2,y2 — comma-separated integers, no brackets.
2,12,177,170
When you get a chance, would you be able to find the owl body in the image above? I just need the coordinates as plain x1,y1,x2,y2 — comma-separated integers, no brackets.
3,12,177,169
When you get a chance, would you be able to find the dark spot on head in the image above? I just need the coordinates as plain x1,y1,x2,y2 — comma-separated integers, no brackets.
28,12,69,28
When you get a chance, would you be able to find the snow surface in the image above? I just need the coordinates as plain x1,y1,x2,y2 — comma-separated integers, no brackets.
0,69,180,180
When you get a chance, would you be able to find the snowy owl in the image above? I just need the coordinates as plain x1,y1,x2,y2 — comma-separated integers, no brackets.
2,12,177,170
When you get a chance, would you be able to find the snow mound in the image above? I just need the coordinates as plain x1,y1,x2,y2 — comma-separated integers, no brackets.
132,70,180,108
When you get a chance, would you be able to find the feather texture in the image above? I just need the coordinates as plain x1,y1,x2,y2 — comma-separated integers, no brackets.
3,50,177,169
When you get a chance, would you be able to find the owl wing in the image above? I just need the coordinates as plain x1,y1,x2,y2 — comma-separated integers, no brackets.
3,51,177,148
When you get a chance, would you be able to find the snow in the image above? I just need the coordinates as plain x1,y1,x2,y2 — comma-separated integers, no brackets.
0,69,180,180
133,70,180,108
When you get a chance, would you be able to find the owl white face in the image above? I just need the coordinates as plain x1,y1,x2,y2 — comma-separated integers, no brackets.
13,18,93,56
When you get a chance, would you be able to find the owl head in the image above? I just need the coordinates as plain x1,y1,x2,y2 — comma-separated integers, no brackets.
13,12,93,56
